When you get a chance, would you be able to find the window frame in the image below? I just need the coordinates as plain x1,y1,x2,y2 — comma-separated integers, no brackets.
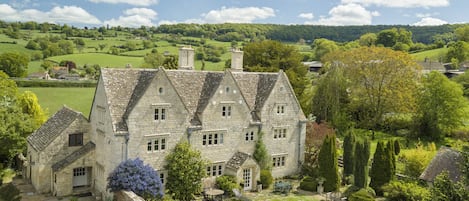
69,133,84,147
146,137,167,152
202,132,225,146
272,155,287,168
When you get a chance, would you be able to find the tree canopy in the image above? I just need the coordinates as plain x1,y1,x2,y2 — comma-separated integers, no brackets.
415,71,469,140
165,141,206,201
322,46,421,129
0,52,29,77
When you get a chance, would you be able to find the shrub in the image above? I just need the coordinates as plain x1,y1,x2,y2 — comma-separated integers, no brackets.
107,158,163,200
348,189,374,201
215,175,238,197
0,183,21,201
299,176,317,192
259,170,273,188
400,144,436,177
382,180,430,201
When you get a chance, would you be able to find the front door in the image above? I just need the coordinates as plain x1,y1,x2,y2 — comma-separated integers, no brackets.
243,168,252,191
73,167,88,187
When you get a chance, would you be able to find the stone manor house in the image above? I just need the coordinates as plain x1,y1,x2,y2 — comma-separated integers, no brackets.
25,47,307,198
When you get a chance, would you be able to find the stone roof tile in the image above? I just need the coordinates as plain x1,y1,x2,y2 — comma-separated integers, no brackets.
419,147,463,182
52,141,95,171
226,151,250,170
27,106,84,151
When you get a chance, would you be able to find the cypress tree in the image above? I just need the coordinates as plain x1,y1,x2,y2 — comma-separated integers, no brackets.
353,138,370,189
318,134,340,192
386,141,396,178
393,139,401,155
370,141,392,196
343,131,355,177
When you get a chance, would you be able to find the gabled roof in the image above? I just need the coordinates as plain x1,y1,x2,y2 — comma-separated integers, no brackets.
419,147,463,183
99,68,287,131
27,106,86,151
226,152,252,170
52,141,95,172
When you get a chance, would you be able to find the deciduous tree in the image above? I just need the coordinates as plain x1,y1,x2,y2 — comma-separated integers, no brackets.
415,71,469,140
165,141,206,201
0,52,30,77
323,47,420,129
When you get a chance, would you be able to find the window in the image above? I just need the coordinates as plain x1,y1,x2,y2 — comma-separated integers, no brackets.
73,167,86,176
154,108,166,121
97,106,105,125
222,106,231,117
69,133,83,146
276,105,285,114
158,87,164,94
272,156,286,167
206,164,224,177
225,87,230,93
273,128,287,139
202,133,224,146
147,138,166,152
245,131,255,141
159,172,165,184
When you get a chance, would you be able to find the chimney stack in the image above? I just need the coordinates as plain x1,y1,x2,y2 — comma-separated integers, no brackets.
178,46,194,70
231,48,243,72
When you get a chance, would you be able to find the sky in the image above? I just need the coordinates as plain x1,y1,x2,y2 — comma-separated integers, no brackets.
0,0,468,28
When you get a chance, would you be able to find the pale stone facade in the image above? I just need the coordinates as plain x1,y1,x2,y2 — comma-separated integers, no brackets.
27,47,306,199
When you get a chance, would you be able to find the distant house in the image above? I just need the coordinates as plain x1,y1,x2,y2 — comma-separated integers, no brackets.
302,61,323,72
419,147,463,186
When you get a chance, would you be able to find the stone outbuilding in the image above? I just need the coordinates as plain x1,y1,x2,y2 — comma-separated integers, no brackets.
26,106,94,197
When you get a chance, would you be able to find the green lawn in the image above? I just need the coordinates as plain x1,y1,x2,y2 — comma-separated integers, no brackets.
47,53,144,68
19,87,96,118
412,47,447,62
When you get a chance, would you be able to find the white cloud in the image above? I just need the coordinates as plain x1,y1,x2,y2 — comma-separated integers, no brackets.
88,0,158,6
0,4,101,25
104,8,158,27
413,17,448,26
308,3,379,25
298,13,314,20
201,6,275,23
341,0,449,8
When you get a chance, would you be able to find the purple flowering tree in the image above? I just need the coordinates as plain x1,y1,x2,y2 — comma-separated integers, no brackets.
107,158,163,199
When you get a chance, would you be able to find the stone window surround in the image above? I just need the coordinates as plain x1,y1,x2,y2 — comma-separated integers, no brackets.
245,131,255,142
69,133,84,147
96,105,106,125
272,154,287,168
276,104,286,115
221,101,234,118
151,103,171,121
202,132,224,146
145,133,169,152
206,161,225,177
272,126,288,139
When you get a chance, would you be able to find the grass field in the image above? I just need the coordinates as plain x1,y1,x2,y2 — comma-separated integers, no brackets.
411,47,447,61
19,87,96,117
48,53,144,68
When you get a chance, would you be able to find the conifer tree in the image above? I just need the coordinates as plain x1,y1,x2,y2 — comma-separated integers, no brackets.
370,141,392,195
353,138,370,188
386,141,396,178
318,134,340,192
343,131,355,177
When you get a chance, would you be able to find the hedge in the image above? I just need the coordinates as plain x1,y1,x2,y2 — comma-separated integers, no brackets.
14,79,97,87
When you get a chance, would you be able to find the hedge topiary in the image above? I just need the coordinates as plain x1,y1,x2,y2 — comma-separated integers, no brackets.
299,176,318,192
260,170,273,188
215,175,239,197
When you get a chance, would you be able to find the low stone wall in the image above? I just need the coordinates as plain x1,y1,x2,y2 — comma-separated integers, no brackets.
115,190,145,201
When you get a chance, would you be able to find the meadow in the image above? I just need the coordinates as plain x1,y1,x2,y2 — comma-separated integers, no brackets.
19,87,96,117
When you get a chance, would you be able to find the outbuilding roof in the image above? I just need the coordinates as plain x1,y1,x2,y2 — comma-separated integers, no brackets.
419,146,463,183
27,106,86,151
